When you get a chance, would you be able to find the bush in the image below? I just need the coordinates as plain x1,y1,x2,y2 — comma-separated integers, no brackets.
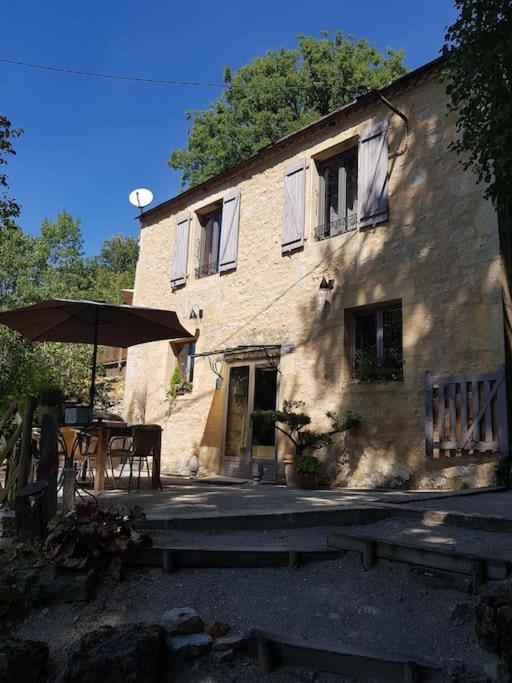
295,454,322,475
44,504,152,578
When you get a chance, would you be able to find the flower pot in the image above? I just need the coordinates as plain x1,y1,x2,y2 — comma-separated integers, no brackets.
282,453,297,488
295,472,319,490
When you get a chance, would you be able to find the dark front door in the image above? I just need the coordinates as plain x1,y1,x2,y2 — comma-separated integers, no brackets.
251,366,278,481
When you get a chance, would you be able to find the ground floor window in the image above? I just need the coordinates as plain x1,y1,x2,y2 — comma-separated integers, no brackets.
353,304,403,381
168,342,196,398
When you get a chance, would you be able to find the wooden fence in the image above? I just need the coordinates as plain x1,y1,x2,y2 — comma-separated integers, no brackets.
425,365,508,457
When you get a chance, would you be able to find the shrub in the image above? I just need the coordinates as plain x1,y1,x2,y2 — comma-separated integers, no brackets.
295,454,322,475
44,504,152,578
253,400,361,456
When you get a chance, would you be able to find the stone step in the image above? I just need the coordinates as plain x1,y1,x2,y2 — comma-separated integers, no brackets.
137,505,390,532
246,628,447,682
124,545,342,570
327,528,510,585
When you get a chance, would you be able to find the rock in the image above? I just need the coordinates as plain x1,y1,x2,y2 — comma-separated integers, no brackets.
206,621,230,638
162,607,203,634
475,597,512,666
212,634,246,651
211,648,235,663
166,633,212,658
33,566,97,604
0,636,49,683
449,603,471,625
65,623,165,683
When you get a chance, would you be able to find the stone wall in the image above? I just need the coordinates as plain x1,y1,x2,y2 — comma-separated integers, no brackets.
124,71,504,490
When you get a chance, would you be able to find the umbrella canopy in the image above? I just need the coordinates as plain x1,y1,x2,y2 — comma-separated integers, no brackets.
0,298,193,406
0,298,192,346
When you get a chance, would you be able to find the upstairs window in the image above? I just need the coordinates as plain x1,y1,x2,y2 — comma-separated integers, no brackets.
316,148,358,241
353,304,403,382
196,207,222,278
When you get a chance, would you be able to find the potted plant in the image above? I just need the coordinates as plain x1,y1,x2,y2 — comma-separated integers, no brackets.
252,401,361,488
294,454,322,489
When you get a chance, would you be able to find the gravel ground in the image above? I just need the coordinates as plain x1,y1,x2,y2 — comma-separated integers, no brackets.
339,517,512,559
17,552,494,681
151,526,337,548
403,490,512,519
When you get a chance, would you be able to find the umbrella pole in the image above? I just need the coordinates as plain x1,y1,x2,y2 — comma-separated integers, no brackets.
89,308,99,410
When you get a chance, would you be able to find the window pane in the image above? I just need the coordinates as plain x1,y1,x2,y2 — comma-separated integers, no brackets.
345,150,358,220
252,367,277,459
225,366,250,459
383,308,403,380
354,312,378,381
326,166,339,223
355,312,377,356
200,208,222,273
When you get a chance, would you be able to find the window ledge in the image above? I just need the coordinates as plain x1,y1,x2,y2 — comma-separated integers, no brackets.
195,262,219,279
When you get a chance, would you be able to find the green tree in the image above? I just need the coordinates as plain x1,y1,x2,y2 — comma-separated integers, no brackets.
0,212,139,408
96,234,138,275
169,31,407,187
443,1,512,205
0,114,22,230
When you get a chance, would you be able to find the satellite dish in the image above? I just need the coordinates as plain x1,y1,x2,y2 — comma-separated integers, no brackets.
129,188,154,209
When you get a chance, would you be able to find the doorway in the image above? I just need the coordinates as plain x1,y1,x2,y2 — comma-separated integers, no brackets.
221,362,278,481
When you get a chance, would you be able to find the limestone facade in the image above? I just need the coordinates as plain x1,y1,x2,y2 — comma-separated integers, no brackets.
124,60,506,490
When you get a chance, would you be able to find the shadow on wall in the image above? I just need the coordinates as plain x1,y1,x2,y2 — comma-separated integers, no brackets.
296,100,503,490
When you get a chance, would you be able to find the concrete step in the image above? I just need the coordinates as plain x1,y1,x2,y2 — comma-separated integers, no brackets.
246,628,446,682
137,505,390,532
124,545,342,569
328,524,510,585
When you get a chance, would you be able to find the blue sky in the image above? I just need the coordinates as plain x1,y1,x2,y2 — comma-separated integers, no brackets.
2,0,457,255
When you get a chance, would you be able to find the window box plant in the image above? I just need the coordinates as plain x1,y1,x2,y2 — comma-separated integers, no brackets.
252,401,361,489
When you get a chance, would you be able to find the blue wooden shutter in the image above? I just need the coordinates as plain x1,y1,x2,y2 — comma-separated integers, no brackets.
171,214,190,288
282,158,306,253
358,121,389,228
219,189,240,272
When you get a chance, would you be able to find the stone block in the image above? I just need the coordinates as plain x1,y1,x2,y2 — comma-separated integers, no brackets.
161,607,203,635
166,633,212,658
206,621,230,638
65,624,165,683
212,634,246,651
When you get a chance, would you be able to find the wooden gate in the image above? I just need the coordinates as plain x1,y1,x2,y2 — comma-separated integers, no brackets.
425,365,508,457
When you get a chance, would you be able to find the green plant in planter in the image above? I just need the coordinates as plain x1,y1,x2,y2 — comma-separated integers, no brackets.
252,400,361,457
165,365,192,402
37,385,66,406
295,454,322,475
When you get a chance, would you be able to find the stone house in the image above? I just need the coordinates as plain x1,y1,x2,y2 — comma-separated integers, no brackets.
124,57,510,490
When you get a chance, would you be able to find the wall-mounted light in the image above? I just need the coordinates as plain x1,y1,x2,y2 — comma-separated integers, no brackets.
319,276,334,291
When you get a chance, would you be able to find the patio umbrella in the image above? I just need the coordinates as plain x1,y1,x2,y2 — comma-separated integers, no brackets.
0,298,193,406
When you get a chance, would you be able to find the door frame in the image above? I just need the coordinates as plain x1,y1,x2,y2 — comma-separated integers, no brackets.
220,359,280,480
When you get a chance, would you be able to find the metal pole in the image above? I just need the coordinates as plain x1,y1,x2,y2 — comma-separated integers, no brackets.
89,307,99,409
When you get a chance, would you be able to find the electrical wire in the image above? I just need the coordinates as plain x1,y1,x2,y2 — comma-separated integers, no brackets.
0,57,227,88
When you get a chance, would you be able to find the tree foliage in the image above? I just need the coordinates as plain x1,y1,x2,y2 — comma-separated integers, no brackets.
443,1,512,206
0,210,139,409
169,32,407,187
0,114,22,230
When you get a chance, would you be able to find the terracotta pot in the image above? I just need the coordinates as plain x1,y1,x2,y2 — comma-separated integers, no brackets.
295,472,319,490
282,453,297,488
